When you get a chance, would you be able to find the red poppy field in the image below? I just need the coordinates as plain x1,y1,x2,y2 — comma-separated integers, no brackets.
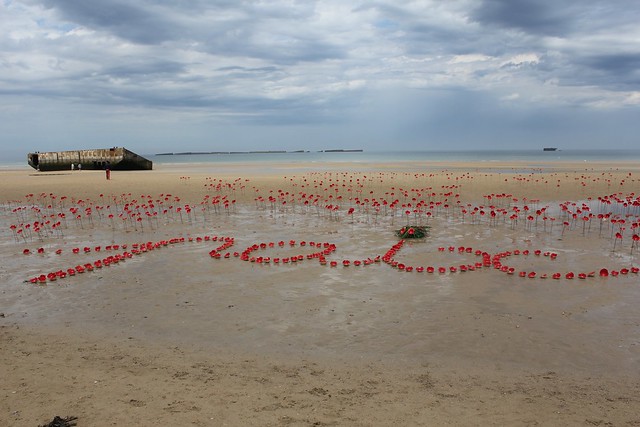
5,167,640,286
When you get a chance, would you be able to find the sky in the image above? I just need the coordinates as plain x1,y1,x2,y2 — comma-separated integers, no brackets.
1,0,639,160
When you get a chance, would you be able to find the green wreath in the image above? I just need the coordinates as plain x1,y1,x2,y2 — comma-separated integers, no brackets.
395,225,430,239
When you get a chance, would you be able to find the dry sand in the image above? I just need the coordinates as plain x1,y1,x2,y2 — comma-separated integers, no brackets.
1,161,640,426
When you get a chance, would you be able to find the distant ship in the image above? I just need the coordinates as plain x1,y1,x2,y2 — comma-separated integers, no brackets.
28,147,153,171
543,147,558,151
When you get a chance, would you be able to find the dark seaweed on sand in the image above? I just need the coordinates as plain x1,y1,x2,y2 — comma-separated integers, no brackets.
38,415,78,427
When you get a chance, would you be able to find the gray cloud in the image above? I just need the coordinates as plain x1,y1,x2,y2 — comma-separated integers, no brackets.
577,53,640,90
471,0,577,36
38,0,182,44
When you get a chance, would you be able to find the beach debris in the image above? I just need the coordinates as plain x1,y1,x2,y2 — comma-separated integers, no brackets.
38,415,78,427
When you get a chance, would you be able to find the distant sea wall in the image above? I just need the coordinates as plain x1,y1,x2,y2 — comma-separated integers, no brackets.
156,149,363,155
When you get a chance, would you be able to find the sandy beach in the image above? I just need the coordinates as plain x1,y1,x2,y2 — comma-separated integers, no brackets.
2,160,640,426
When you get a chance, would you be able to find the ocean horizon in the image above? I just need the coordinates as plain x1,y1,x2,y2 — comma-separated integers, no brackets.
3,148,640,170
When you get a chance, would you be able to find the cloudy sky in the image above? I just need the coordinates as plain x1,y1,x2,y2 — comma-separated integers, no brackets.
1,0,639,159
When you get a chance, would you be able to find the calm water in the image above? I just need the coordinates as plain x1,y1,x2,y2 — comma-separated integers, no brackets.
152,149,640,166
3,149,640,170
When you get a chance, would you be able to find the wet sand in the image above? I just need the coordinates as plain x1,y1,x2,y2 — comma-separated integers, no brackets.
2,161,640,426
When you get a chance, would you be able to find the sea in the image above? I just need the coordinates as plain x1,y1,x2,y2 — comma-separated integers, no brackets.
3,149,640,170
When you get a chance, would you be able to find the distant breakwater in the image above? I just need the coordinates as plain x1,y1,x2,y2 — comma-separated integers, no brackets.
155,149,364,156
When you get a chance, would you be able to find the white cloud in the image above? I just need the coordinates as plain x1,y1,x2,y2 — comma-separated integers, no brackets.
500,53,540,67
449,54,493,64
501,93,520,101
